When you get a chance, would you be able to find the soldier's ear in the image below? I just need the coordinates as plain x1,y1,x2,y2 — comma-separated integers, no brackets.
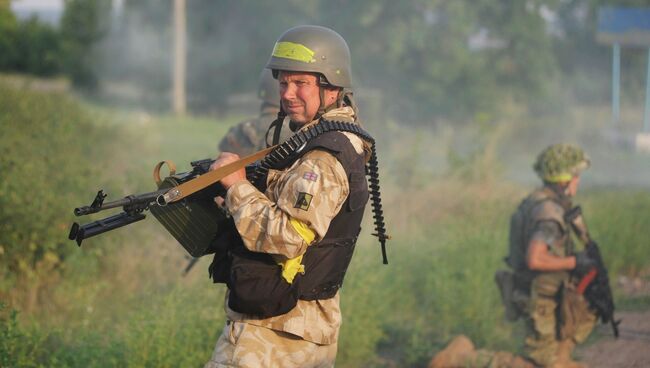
323,87,340,106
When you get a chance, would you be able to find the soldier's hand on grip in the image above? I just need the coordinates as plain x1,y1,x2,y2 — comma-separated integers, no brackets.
210,152,246,189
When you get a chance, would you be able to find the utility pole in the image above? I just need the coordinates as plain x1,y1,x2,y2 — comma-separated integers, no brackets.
173,0,186,115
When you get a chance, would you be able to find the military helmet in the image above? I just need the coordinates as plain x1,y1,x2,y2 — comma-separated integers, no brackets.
265,25,352,88
534,143,591,183
258,69,280,107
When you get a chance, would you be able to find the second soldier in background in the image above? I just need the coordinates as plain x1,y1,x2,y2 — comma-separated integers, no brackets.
218,69,291,156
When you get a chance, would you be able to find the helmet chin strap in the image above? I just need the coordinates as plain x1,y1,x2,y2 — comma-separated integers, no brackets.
266,108,287,145
316,87,328,118
315,75,343,119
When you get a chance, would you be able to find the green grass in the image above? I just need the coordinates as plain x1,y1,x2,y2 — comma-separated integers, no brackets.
2,80,649,367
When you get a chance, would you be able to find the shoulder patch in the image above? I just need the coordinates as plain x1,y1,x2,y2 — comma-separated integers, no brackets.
294,192,313,211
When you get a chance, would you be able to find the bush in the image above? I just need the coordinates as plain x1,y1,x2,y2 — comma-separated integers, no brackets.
0,303,43,368
59,0,112,89
0,83,118,311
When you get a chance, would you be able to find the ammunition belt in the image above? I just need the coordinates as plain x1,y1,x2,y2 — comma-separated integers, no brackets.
250,119,389,263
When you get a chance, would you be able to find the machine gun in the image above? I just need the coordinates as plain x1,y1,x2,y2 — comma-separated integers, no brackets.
565,206,621,337
69,148,274,257
70,119,391,271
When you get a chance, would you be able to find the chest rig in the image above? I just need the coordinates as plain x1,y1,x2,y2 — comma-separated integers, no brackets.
210,119,388,318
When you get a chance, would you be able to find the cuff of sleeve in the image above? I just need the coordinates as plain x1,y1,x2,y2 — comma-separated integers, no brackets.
225,180,261,212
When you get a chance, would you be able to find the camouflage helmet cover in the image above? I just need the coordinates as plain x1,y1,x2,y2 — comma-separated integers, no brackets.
258,69,280,107
534,143,591,183
265,25,352,88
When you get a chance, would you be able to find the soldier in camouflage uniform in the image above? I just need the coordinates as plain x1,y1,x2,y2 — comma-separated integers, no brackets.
501,144,597,368
433,144,598,368
205,25,370,368
218,69,291,156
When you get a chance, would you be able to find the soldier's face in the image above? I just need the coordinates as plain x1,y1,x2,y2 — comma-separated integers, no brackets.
278,71,337,125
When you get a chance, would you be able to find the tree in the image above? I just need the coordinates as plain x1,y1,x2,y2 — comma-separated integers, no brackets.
0,1,20,70
95,0,630,121
60,0,111,89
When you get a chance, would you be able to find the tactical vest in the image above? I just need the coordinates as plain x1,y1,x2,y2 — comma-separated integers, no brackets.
211,129,369,318
507,187,573,275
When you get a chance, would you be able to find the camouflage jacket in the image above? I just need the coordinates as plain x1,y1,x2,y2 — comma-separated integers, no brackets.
224,106,365,344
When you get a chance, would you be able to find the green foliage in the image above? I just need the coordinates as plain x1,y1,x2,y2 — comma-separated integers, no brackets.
337,253,390,367
582,191,650,276
0,2,19,69
446,120,506,183
0,6,61,76
4,0,649,120
59,0,112,88
0,303,22,367
107,0,621,120
14,18,63,76
371,193,518,366
0,0,111,85
0,303,42,368
0,82,117,308
0,286,225,367
118,287,224,368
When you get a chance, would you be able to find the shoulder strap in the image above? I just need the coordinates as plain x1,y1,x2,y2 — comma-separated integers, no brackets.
264,111,287,146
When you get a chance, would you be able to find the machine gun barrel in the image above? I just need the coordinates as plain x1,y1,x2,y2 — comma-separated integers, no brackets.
69,188,168,246
74,189,167,216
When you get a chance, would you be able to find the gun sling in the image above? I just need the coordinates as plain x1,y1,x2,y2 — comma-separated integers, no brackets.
157,146,276,205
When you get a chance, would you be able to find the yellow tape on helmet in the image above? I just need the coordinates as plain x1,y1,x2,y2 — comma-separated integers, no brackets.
272,41,315,63
544,173,573,183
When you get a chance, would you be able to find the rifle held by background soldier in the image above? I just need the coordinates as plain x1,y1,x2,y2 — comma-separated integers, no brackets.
565,205,621,337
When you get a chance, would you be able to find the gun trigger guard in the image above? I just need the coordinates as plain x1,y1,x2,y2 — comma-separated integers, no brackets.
154,160,177,186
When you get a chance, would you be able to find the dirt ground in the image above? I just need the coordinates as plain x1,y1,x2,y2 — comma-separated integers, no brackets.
576,310,650,368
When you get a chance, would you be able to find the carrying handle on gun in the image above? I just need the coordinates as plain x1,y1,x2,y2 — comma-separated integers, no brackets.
157,146,276,206
153,160,177,186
